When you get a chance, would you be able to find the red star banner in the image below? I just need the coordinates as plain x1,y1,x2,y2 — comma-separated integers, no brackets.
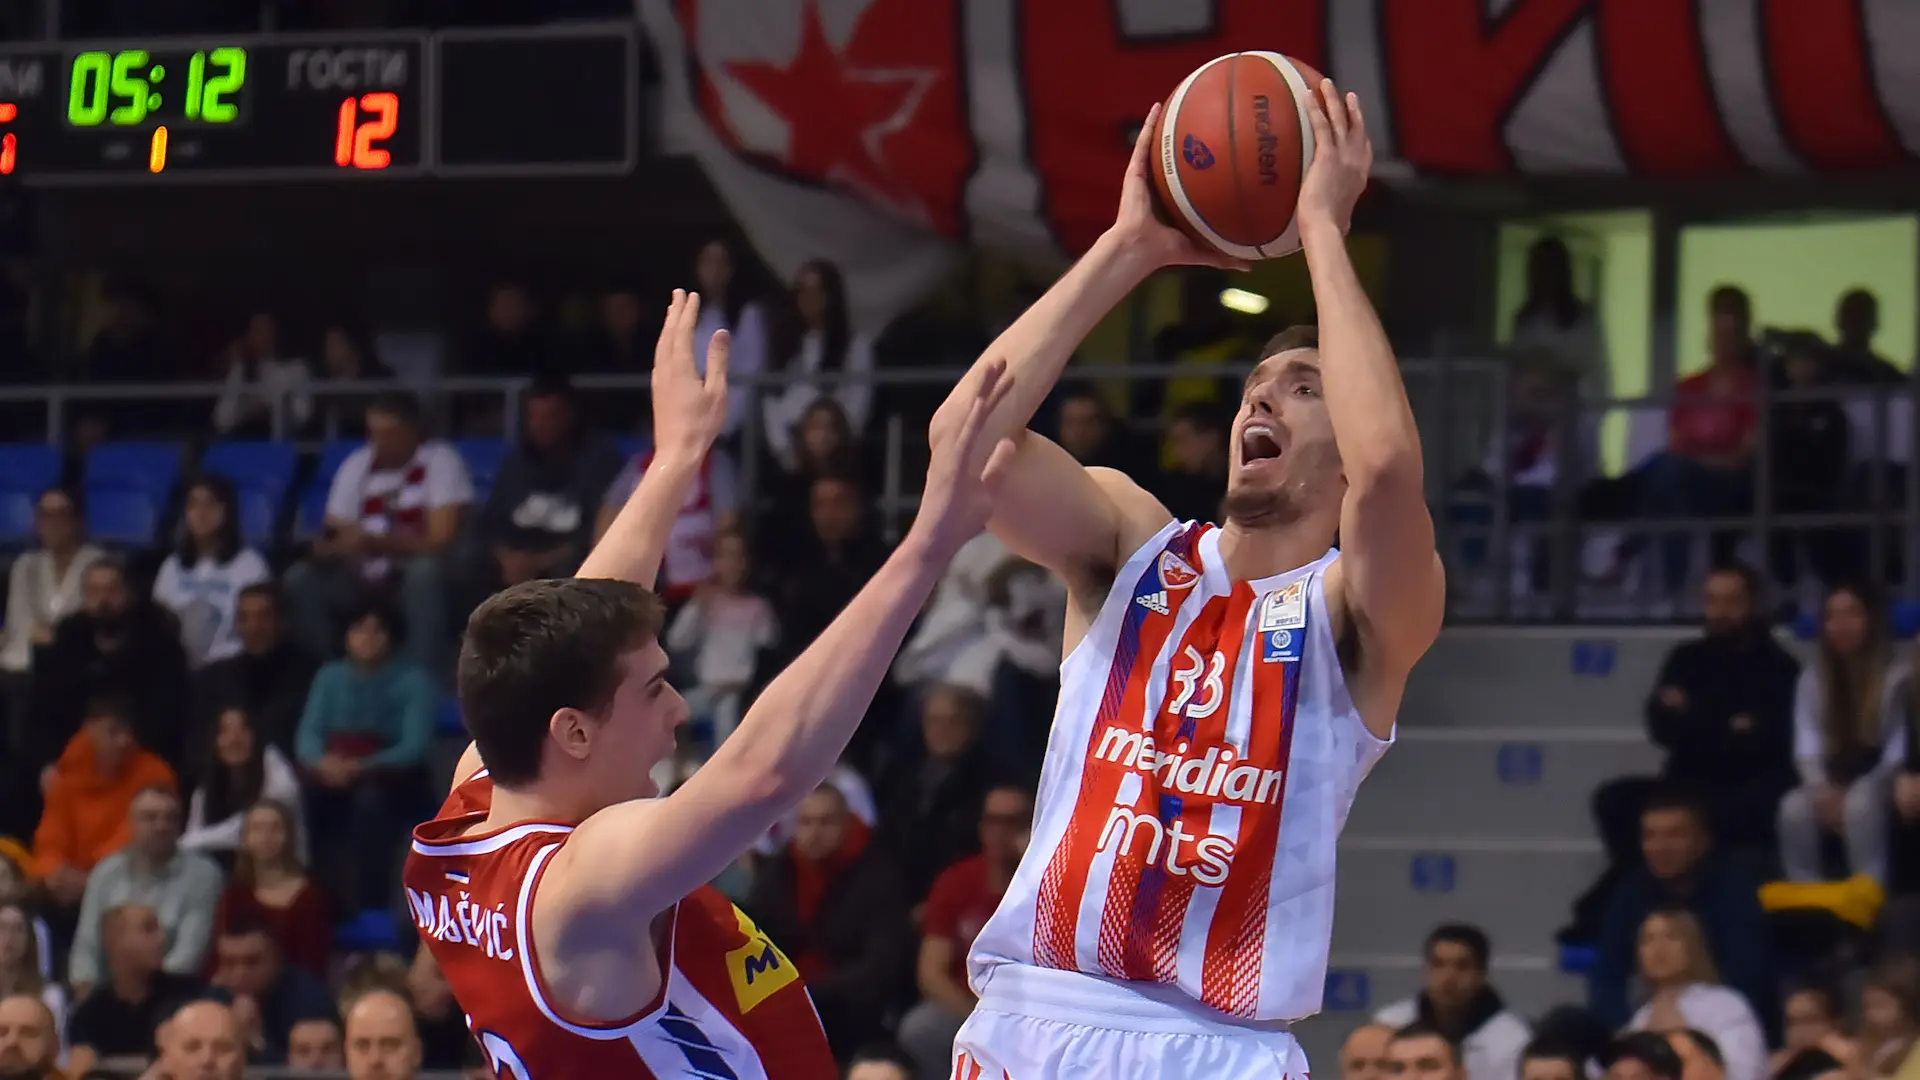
641,0,1920,329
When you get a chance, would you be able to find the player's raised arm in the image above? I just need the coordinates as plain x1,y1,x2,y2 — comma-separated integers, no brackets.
1297,80,1444,710
926,106,1242,585
548,365,1020,921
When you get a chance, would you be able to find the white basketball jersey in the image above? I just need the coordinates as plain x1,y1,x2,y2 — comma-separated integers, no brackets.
967,520,1392,1022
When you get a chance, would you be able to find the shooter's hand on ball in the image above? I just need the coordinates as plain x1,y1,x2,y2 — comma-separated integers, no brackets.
1296,78,1372,240
1109,103,1251,273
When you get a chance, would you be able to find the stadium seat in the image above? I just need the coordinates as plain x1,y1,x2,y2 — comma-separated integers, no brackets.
82,443,182,547
615,435,651,463
0,444,61,547
436,696,465,737
333,909,402,953
455,437,508,497
294,439,363,538
201,441,299,548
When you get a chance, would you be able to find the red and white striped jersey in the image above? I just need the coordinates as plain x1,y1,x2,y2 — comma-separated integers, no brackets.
404,771,838,1080
967,520,1392,1022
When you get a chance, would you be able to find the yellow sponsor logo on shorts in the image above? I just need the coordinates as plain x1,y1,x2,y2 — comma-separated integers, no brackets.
724,904,798,1014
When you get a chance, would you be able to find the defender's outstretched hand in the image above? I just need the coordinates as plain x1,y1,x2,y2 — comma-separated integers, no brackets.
651,289,730,463
911,358,1019,557
1109,103,1252,273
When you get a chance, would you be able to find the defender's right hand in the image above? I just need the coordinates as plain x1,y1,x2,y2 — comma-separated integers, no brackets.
910,358,1018,557
1107,103,1251,273
651,289,730,466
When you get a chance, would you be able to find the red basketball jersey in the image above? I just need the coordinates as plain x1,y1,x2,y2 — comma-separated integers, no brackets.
403,771,838,1080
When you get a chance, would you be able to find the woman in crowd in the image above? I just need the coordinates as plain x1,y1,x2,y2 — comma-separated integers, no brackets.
1627,907,1767,1080
181,707,304,863
152,476,273,667
1779,583,1908,883
0,901,64,1049
213,310,312,437
762,259,874,470
663,526,778,749
1770,985,1855,1080
311,318,394,439
764,398,869,550
212,800,329,978
1,486,102,685
1858,960,1920,1079
690,238,768,437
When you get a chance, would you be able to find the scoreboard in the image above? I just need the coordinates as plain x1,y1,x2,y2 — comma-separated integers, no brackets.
0,23,636,182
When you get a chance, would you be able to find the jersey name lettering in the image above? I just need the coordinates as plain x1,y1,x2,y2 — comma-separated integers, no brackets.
405,886,516,961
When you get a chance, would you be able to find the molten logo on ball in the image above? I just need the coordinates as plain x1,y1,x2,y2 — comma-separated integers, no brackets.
1181,134,1215,170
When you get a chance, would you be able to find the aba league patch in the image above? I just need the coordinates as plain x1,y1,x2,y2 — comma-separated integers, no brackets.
1158,551,1199,590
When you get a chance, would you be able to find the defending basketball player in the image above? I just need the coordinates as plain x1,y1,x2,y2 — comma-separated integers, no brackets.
404,289,1017,1080
931,80,1444,1078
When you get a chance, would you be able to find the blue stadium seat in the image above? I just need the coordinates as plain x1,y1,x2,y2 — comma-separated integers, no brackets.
333,909,402,953
436,696,465,737
202,441,299,548
0,444,61,547
83,443,181,547
615,435,651,462
232,488,278,548
87,488,161,546
455,437,508,497
294,439,363,538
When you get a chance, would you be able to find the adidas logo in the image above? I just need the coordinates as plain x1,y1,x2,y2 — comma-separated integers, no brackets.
1136,591,1170,615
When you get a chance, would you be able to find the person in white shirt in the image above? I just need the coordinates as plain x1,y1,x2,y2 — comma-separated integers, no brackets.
152,477,273,668
762,259,875,469
1626,908,1766,1080
1375,925,1532,1080
282,391,471,671
179,708,304,861
1511,237,1608,403
213,311,313,437
662,528,778,748
1779,583,1907,883
1,486,104,675
692,238,768,437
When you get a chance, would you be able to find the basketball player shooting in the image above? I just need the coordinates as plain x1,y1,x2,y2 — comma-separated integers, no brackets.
931,80,1445,1078
404,289,1017,1080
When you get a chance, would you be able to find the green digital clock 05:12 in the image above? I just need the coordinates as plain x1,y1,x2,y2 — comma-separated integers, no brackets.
65,46,247,128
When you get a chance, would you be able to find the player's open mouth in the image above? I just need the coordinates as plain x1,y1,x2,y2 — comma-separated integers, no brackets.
1240,424,1283,467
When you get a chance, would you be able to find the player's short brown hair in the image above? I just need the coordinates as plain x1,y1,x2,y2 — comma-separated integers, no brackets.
457,578,664,788
1259,324,1319,360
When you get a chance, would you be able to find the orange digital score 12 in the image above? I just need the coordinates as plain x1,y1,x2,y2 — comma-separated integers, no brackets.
0,103,16,175
334,92,399,169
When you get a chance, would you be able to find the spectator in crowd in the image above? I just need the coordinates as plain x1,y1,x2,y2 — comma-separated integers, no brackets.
0,903,62,1046
311,318,395,439
1590,792,1776,1035
747,785,912,1060
1385,1021,1465,1080
1374,924,1532,1080
763,399,869,546
763,258,874,468
1,485,102,719
1779,583,1905,884
83,278,165,387
893,533,1015,696
152,476,273,668
753,759,879,865
1892,651,1920,896
1594,564,1798,872
1454,362,1579,591
207,916,333,1064
875,685,997,901
576,277,652,373
1667,1031,1727,1080
286,391,470,671
1635,286,1760,594
295,600,433,911
771,475,888,656
1053,385,1148,475
1342,1023,1395,1080
65,904,211,1076
0,993,59,1080
1765,335,1853,593
897,784,1032,1079
1624,908,1766,1080
845,1043,916,1080
1606,1031,1685,1080
32,699,177,935
214,310,313,437
472,374,624,596
1510,236,1607,401
462,278,554,381
1151,402,1229,525
342,987,421,1080
211,801,328,978
67,786,222,991
664,526,778,747
1857,960,1920,1078
1519,1037,1586,1080
181,708,304,864
193,583,319,763
155,997,247,1080
30,558,191,770
691,238,769,436
405,949,474,1072
598,442,740,608
1770,985,1853,1080
1830,289,1904,385
287,1015,344,1071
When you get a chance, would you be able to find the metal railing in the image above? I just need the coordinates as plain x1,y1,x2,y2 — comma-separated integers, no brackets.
6,357,1917,618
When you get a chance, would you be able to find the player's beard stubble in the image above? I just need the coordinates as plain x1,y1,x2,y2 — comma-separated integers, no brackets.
1221,440,1342,531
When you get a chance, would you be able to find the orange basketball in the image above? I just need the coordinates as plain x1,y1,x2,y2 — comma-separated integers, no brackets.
1149,52,1324,261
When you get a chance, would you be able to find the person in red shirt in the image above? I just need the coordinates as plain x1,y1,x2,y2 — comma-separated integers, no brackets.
1637,286,1760,593
896,783,1034,1078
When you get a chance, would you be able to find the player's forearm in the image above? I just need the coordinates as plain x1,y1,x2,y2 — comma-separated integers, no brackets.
716,537,947,802
1300,217,1424,489
930,231,1153,451
576,453,701,585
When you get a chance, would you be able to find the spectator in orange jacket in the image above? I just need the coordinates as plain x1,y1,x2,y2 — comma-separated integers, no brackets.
31,697,176,922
